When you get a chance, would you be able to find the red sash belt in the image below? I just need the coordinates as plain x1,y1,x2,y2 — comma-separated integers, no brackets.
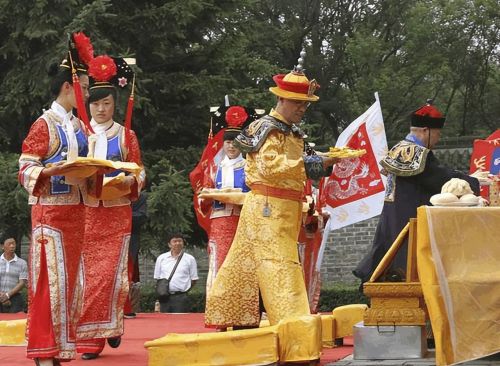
251,183,303,202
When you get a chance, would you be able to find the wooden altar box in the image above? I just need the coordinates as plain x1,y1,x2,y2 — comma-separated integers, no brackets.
363,282,426,326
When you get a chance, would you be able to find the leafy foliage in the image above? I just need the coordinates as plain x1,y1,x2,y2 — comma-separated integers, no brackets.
145,157,194,246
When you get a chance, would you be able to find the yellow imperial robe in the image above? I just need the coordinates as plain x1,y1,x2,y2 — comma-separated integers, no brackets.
205,109,321,327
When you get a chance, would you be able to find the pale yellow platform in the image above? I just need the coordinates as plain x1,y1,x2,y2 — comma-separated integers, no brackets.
145,326,279,366
0,318,27,346
277,315,322,363
145,315,323,365
332,304,368,340
320,314,335,348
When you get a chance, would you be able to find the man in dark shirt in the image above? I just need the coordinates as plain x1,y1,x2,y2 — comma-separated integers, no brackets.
354,101,480,283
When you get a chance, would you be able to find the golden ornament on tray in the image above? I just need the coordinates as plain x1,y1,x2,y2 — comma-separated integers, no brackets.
326,146,367,159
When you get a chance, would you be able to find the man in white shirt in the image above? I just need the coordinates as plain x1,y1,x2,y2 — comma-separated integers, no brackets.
0,237,28,313
154,233,198,313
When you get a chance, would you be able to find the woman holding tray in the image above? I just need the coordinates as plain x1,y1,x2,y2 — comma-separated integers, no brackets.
18,33,93,366
204,106,251,294
75,55,145,361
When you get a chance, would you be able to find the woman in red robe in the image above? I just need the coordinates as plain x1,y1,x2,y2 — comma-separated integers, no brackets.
19,43,92,365
75,56,145,360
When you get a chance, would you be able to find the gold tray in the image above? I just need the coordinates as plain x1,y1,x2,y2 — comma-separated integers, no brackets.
198,190,246,205
326,147,367,159
49,157,142,178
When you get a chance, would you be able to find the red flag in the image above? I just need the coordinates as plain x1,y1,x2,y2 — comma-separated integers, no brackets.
322,96,387,230
297,183,326,313
189,130,225,234
469,129,500,199
324,123,385,207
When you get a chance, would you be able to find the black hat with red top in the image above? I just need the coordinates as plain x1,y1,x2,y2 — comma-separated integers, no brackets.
223,106,249,141
210,104,263,141
411,99,446,129
87,55,136,147
87,55,134,102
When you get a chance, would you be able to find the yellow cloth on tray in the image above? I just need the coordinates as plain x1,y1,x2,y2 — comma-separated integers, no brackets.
99,173,131,200
144,327,279,366
56,157,142,178
417,206,500,366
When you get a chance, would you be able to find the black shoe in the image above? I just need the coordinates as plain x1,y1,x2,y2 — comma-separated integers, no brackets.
107,336,121,348
124,312,136,319
81,353,99,360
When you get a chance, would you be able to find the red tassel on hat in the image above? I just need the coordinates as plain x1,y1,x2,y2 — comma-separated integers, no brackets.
124,74,135,149
68,51,94,134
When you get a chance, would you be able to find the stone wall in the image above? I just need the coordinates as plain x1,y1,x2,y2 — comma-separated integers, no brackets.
320,216,379,285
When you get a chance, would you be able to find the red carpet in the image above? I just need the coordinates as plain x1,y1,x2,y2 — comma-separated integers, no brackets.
0,313,353,365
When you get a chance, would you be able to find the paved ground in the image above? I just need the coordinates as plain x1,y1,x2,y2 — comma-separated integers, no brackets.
327,351,500,366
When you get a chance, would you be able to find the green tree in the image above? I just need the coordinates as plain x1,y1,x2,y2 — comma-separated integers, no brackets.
144,157,194,251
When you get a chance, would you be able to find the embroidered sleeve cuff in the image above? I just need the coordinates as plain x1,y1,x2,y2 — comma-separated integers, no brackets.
304,155,326,180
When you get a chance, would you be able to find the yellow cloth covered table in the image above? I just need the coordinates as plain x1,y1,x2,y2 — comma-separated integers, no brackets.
417,206,500,366
0,318,26,346
332,304,367,339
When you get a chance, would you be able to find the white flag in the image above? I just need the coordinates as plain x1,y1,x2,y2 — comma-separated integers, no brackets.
322,93,387,231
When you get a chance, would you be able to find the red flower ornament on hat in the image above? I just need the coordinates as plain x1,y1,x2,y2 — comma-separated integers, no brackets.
72,32,94,66
225,106,248,128
88,55,117,82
